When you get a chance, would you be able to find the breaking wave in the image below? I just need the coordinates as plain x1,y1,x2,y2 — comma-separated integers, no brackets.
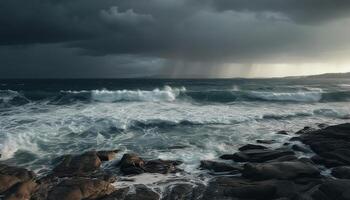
246,91,323,102
91,86,186,102
0,90,30,107
60,86,186,103
2,86,350,105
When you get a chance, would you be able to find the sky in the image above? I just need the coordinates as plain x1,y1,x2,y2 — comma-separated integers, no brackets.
1,0,350,78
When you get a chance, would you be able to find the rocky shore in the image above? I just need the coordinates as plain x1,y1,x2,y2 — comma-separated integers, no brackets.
1,123,350,200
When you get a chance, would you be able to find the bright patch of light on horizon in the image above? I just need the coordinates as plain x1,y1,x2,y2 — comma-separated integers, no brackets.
220,63,350,78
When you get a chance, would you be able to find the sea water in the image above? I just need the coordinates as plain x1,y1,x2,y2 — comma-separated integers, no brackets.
0,78,350,176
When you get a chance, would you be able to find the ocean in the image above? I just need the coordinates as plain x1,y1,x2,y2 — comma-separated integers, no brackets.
0,78,350,176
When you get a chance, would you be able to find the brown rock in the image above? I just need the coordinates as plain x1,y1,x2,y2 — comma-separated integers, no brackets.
97,150,120,161
47,177,115,200
143,159,182,174
0,164,35,193
118,153,145,175
118,154,181,175
52,151,102,177
4,180,38,200
102,185,160,200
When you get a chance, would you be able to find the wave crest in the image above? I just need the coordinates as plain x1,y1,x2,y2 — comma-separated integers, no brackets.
0,90,30,107
63,86,186,103
246,91,323,102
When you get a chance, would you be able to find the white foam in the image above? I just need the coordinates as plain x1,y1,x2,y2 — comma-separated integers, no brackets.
0,90,21,103
338,84,350,88
248,91,323,102
0,133,40,160
314,108,350,119
1,91,350,173
90,86,186,102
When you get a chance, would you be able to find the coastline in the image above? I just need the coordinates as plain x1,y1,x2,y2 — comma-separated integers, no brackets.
1,123,350,200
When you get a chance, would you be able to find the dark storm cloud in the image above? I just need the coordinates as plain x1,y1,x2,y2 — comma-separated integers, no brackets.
210,0,350,24
0,0,350,78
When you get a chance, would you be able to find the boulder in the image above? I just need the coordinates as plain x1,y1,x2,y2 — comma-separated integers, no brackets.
291,144,311,153
52,151,102,177
0,164,36,194
311,179,350,200
143,159,182,174
97,150,120,161
242,160,320,180
295,126,316,135
203,177,277,200
3,180,37,200
203,176,324,200
238,144,268,151
203,177,276,200
118,153,145,175
199,160,241,173
276,131,289,135
102,185,160,200
311,155,344,168
265,155,298,163
221,148,295,163
162,183,206,200
47,177,115,200
331,166,350,179
297,123,350,168
256,140,276,144
118,154,181,175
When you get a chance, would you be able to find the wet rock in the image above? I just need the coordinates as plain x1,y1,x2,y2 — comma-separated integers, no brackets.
266,155,298,163
297,123,350,167
52,151,102,177
47,177,115,200
97,150,120,161
242,160,320,180
295,126,316,135
311,155,344,168
311,179,350,200
256,139,276,144
238,144,268,151
318,123,328,129
219,154,236,160
221,148,295,163
331,166,350,179
3,180,37,200
203,175,325,200
118,154,145,175
203,177,277,200
204,177,276,200
118,154,182,175
291,144,311,153
199,160,241,173
322,149,350,165
162,183,206,200
276,131,289,135
102,185,160,200
143,159,182,174
0,164,36,193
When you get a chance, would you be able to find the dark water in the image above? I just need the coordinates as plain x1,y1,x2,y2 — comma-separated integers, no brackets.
0,78,350,174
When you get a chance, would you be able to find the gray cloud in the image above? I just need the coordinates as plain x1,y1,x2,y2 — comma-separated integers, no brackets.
210,0,350,24
0,0,350,78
